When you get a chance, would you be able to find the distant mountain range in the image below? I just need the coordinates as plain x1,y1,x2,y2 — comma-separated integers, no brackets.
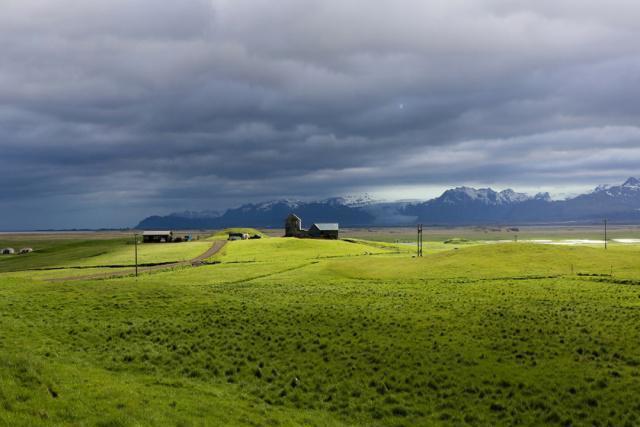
136,178,640,229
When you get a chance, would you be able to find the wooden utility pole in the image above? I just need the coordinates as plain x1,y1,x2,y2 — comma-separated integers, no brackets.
604,219,608,250
417,224,423,257
134,233,139,277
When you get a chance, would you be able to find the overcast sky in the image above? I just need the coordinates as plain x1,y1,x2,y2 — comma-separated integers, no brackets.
2,0,640,229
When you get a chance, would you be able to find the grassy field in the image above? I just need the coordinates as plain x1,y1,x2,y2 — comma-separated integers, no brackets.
338,225,640,243
208,237,409,264
0,237,213,274
1,231,640,426
63,241,212,268
0,238,131,273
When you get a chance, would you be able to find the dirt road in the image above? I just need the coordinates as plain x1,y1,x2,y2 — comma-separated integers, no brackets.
48,240,227,282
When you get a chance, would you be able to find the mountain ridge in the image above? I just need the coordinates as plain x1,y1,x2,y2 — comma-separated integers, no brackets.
136,178,640,229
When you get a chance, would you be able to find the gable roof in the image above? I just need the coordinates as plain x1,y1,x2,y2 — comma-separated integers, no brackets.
142,230,172,236
311,223,339,231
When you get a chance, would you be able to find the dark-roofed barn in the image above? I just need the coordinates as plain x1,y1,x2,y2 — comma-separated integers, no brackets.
142,230,173,243
284,214,339,239
308,223,339,239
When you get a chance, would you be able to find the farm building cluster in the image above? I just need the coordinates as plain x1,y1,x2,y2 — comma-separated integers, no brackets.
142,231,193,243
228,232,262,241
285,214,339,239
140,217,338,245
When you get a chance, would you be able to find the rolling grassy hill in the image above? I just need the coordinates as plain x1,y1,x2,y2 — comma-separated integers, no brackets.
208,237,409,264
1,235,640,426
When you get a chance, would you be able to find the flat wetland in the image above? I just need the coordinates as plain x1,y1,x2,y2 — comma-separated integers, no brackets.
1,226,640,426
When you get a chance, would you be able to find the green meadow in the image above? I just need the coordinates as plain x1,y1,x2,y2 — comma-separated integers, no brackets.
0,238,212,273
1,231,640,426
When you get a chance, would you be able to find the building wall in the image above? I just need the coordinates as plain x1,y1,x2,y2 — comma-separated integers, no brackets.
308,229,339,240
143,235,172,243
285,215,308,237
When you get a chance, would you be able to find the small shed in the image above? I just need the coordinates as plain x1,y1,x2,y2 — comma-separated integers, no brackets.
1,248,15,255
308,223,339,240
142,230,173,243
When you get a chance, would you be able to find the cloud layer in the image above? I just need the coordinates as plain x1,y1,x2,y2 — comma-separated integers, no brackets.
1,0,640,228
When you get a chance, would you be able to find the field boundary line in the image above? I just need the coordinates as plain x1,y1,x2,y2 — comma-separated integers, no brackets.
221,261,319,285
24,261,179,272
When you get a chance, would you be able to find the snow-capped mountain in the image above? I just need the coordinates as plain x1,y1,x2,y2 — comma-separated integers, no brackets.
330,194,378,207
403,186,548,224
624,177,640,188
243,199,301,212
552,177,640,222
591,177,640,198
405,177,640,224
136,178,640,229
533,192,552,202
438,187,531,205
591,178,640,197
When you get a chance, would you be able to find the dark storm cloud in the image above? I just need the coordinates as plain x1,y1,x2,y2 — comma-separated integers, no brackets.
2,0,640,228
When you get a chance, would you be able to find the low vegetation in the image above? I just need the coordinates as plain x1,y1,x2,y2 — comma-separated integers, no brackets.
1,231,640,425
